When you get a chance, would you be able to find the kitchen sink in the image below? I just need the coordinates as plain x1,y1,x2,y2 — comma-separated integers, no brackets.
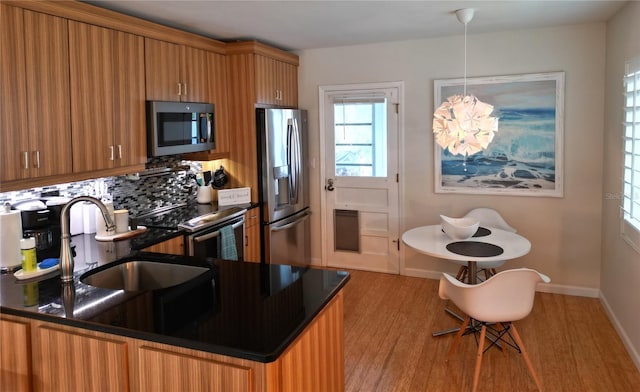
80,260,211,291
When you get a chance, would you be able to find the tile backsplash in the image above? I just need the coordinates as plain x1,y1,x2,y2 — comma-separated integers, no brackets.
0,157,203,217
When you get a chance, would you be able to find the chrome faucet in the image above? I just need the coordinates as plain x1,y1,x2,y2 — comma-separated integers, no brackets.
59,196,115,283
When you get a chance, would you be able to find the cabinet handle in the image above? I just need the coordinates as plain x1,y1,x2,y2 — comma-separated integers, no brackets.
33,151,40,168
22,151,29,170
184,83,188,97
118,145,122,159
177,82,182,96
109,145,114,161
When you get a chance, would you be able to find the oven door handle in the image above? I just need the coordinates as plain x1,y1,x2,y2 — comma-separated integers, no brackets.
193,219,244,243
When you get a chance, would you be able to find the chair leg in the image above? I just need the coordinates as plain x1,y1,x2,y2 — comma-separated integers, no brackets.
510,324,542,391
472,325,487,392
446,316,470,361
455,266,467,282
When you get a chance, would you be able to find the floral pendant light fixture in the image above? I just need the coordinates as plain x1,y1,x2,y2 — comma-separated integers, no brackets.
433,8,498,157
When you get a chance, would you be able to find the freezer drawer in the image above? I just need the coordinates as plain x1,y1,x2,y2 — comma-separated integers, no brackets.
264,209,311,265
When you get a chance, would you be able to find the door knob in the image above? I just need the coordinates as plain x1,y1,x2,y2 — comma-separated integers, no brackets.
325,178,335,191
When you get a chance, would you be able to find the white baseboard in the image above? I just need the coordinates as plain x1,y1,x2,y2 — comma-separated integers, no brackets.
599,292,640,372
403,268,600,297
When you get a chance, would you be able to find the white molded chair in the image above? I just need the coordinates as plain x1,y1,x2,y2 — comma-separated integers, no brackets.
438,268,550,392
453,208,517,283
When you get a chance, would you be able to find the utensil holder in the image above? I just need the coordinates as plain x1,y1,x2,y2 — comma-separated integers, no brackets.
197,186,212,204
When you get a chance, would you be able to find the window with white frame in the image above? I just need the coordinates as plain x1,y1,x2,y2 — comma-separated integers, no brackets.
622,56,640,252
333,98,388,177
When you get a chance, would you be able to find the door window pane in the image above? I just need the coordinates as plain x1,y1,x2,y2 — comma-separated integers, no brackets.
334,101,387,177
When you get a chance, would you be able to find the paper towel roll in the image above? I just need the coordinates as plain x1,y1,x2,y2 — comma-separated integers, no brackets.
70,203,84,236
0,209,23,269
83,203,97,234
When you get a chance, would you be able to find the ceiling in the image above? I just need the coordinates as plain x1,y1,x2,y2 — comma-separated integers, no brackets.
84,1,627,51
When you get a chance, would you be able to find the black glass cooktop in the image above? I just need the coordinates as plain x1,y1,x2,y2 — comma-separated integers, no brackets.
135,203,246,231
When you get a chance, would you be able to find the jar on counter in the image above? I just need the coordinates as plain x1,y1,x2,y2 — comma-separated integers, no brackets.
20,237,37,273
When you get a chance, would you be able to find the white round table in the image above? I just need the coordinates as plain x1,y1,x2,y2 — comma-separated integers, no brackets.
403,225,532,337
402,225,531,284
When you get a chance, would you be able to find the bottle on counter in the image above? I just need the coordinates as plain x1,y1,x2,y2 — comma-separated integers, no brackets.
20,237,37,273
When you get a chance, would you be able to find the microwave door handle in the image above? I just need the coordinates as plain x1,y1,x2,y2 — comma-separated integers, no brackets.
208,113,214,144
193,219,245,243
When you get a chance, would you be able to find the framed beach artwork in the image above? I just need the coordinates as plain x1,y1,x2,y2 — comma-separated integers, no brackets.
433,72,565,197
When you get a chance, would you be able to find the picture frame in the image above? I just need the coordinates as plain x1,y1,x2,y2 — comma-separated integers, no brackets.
433,72,565,197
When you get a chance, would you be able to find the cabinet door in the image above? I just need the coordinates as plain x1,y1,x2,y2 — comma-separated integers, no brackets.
137,346,253,392
278,61,298,107
0,317,32,392
145,38,181,101
244,209,261,262
181,45,210,103
207,51,229,154
0,4,30,182
254,54,298,107
255,54,279,105
23,10,72,178
70,23,146,172
143,236,185,255
113,30,146,167
31,324,129,392
69,21,115,172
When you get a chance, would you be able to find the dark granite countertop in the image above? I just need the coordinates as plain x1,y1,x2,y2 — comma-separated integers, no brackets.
0,235,349,363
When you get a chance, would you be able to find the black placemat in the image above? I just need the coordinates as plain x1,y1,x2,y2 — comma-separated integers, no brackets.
472,227,491,238
446,241,504,257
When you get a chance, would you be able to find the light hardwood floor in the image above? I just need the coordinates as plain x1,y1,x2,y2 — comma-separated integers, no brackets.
342,270,640,392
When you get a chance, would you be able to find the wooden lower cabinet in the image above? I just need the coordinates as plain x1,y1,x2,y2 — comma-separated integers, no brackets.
142,235,184,255
0,317,32,392
244,209,261,262
31,324,129,392
0,290,344,392
136,346,254,392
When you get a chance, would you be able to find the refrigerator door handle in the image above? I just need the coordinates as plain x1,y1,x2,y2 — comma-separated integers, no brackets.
289,118,301,203
271,211,311,232
286,119,296,203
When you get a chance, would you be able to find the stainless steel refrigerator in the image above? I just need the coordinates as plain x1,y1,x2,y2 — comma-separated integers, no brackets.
256,108,311,265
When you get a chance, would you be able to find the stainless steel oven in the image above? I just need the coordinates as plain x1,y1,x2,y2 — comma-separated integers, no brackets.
183,214,245,260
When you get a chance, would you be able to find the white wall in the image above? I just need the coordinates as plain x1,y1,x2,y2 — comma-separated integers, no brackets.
602,0,640,370
297,23,606,292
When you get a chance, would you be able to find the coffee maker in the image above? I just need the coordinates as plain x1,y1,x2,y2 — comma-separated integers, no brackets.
12,199,64,262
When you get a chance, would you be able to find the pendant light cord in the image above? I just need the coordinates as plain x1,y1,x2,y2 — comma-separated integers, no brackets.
463,22,468,96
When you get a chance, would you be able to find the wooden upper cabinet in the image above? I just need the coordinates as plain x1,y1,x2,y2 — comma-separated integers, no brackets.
255,54,298,107
145,38,212,103
145,38,182,101
181,45,210,103
113,30,147,168
0,6,72,183
69,21,145,173
0,4,29,183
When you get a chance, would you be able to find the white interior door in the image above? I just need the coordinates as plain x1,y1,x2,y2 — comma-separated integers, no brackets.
319,83,401,273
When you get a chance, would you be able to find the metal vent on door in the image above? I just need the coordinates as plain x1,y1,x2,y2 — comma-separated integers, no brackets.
334,209,360,252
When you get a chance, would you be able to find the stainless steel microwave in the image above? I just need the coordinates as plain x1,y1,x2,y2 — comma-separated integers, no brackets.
146,101,215,157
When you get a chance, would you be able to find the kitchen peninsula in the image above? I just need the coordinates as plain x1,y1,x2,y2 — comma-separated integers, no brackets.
0,234,349,392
